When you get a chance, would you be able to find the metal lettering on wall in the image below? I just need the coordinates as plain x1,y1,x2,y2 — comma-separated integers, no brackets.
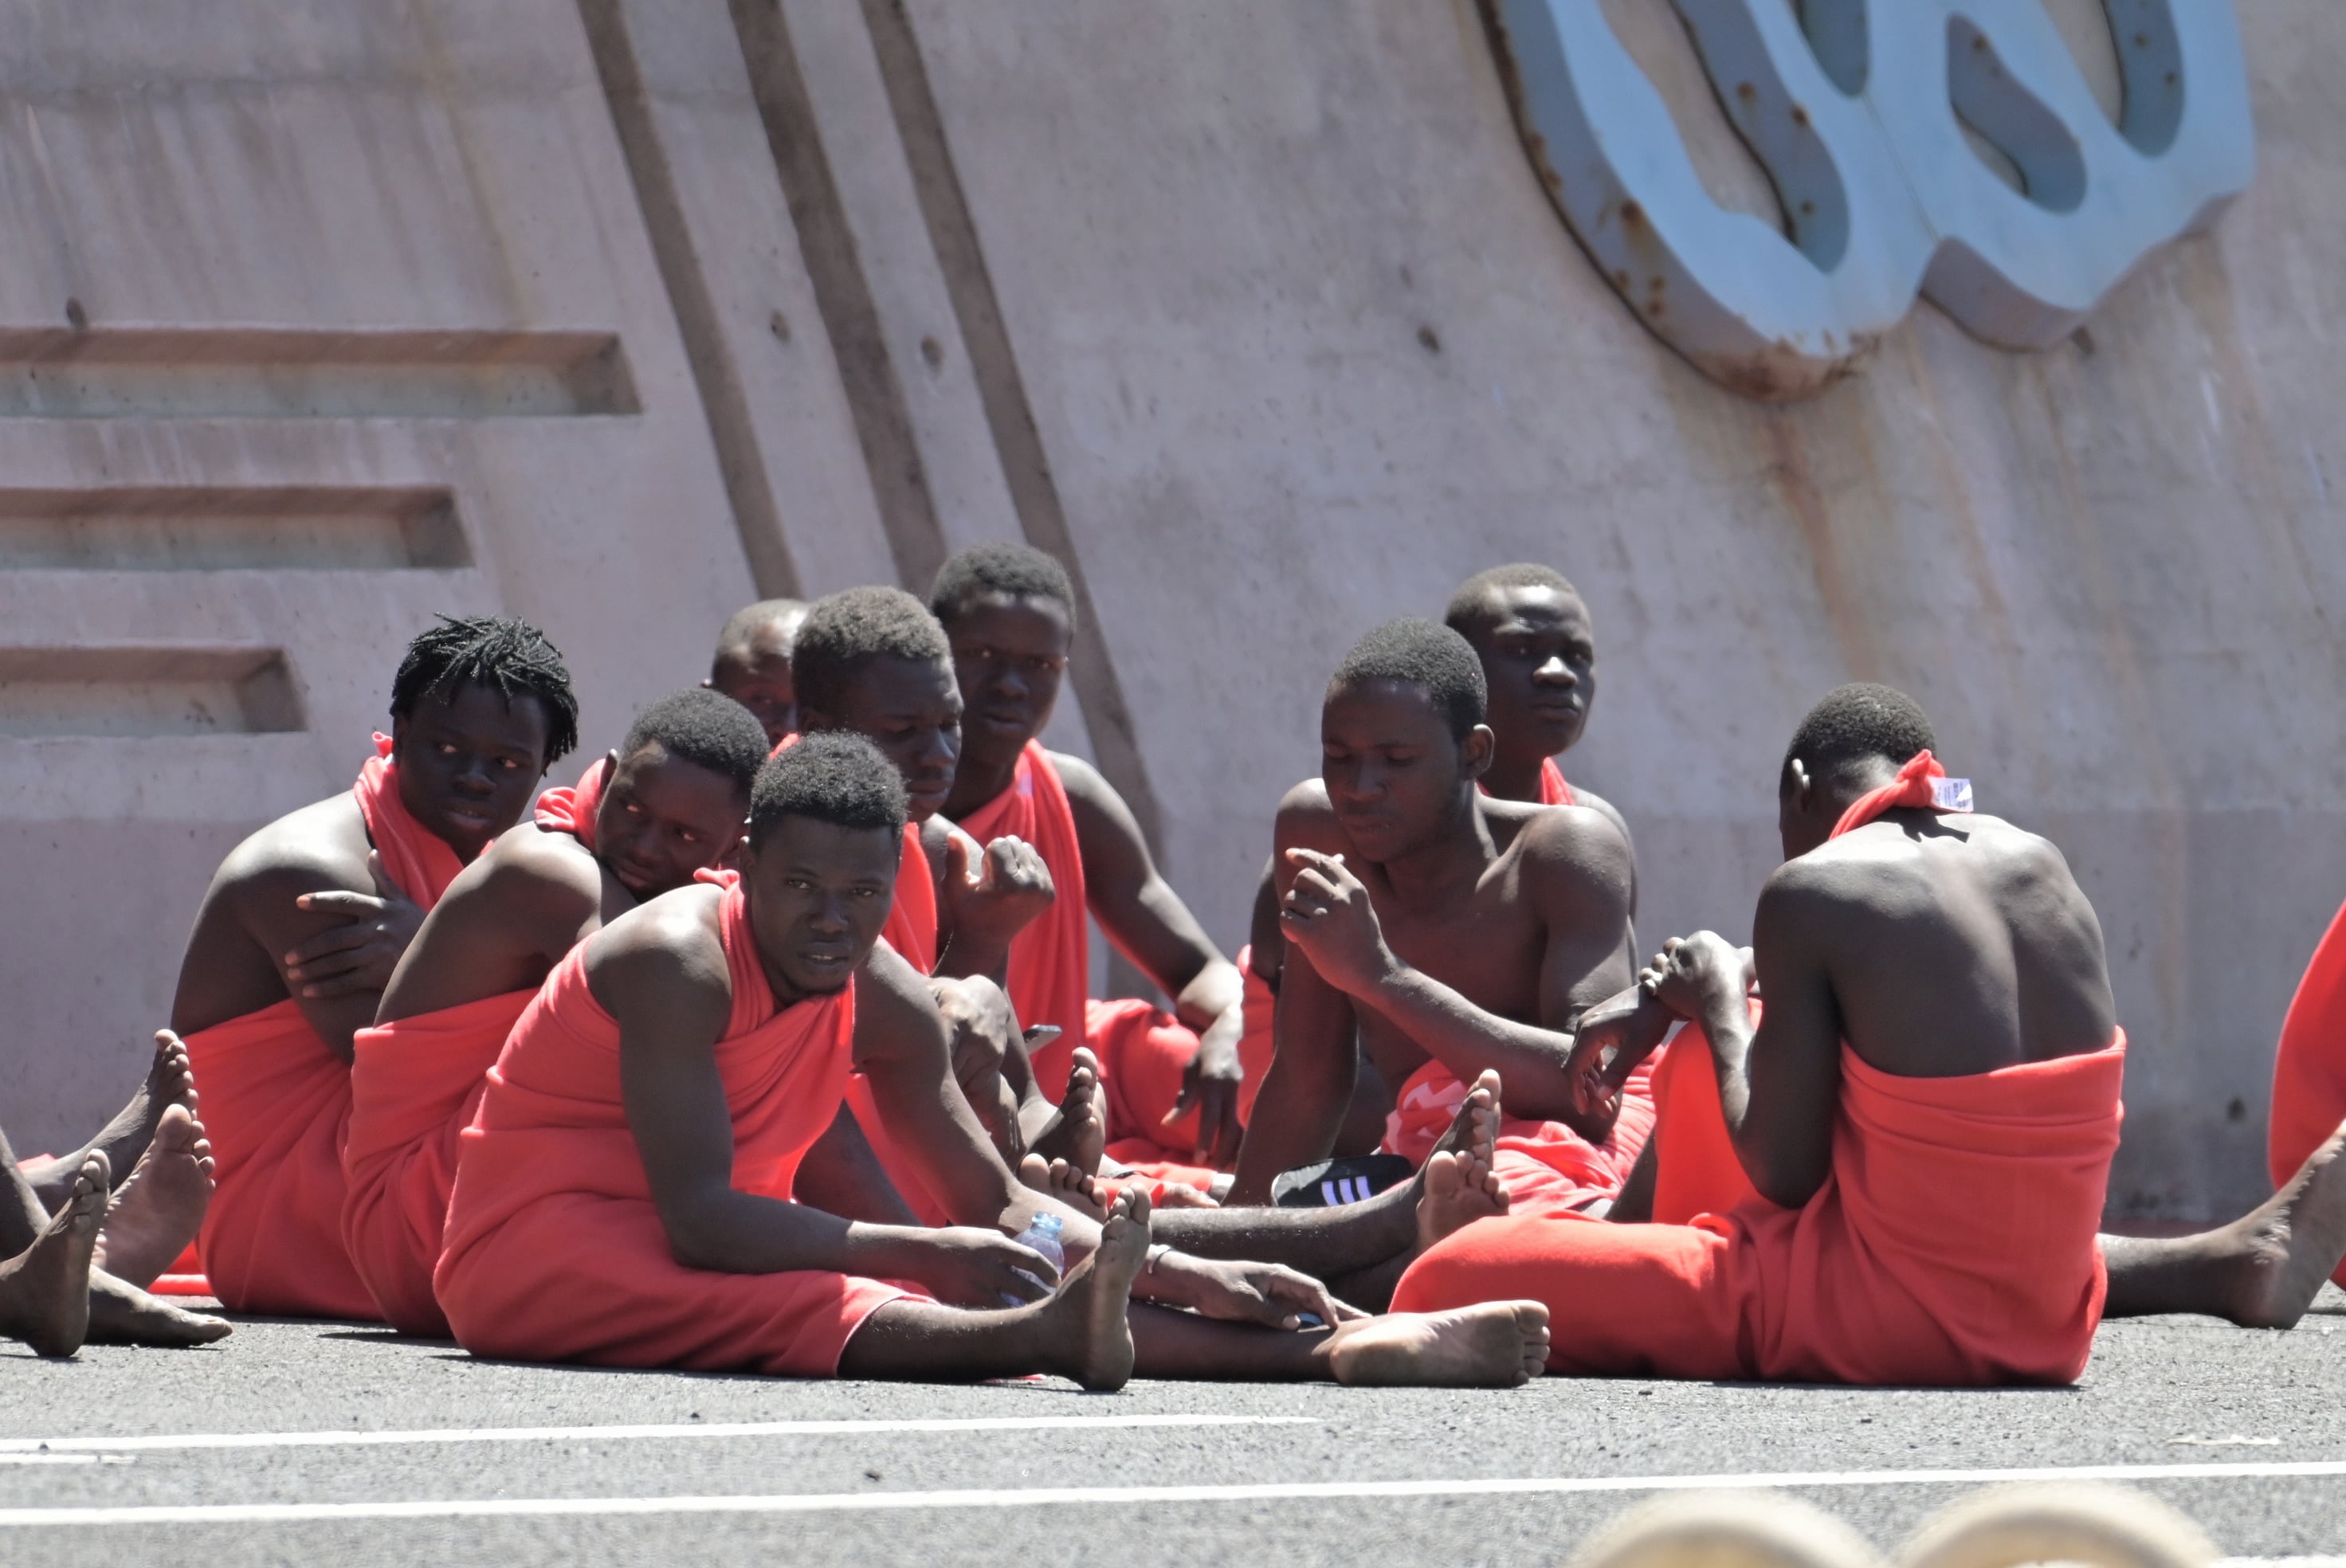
1481,0,2255,400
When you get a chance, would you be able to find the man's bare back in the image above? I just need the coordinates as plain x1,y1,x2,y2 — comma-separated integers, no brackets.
1771,808,2118,1080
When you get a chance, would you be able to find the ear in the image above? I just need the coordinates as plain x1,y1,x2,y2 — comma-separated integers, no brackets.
794,701,831,733
1787,758,1812,811
700,676,715,692
1461,723,1497,780
386,711,410,760
606,747,622,773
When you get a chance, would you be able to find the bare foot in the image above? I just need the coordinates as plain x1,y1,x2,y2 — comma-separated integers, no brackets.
29,1032,196,1205
1416,1149,1508,1255
2211,1120,2346,1329
1324,1300,1551,1388
1038,1186,1149,1391
0,1153,105,1357
94,1103,214,1290
84,1272,231,1347
1031,1049,1108,1174
1019,1153,1109,1222
1426,1069,1502,1163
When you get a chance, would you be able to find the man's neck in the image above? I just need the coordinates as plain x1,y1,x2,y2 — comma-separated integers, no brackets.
942,746,1026,819
1371,793,1500,903
1481,746,1553,805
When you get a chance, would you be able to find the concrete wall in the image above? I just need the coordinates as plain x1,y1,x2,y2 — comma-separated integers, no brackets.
5,0,2336,1220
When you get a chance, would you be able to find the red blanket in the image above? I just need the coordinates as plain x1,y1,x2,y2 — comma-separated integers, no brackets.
182,739,463,1319
343,990,533,1335
531,755,610,849
435,882,912,1374
2268,898,2346,1285
1395,1035,2127,1384
1383,1053,1655,1217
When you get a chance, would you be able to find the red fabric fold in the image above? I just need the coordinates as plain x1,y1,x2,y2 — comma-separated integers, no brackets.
1830,750,1971,841
1648,1009,1768,1226
2268,899,2346,1286
435,884,916,1374
1395,1034,2126,1386
343,990,534,1335
185,742,465,1318
532,755,610,851
1382,1053,1656,1217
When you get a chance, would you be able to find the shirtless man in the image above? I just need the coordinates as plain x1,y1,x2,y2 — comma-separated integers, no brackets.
343,688,774,1331
1234,566,1642,1170
930,543,1247,1173
705,598,808,749
434,734,1550,1387
1230,622,1647,1279
1400,684,2346,1379
171,615,579,1318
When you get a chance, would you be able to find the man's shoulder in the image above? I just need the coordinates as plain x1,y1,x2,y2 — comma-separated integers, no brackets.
1561,782,1635,852
590,883,728,971
1509,798,1633,880
1271,778,1342,849
449,823,604,919
214,792,371,896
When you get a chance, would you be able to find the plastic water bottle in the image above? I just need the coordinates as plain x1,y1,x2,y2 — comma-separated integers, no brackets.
1002,1213,1064,1307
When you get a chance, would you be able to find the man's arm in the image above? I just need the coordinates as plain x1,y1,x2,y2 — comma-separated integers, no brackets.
375,831,597,1025
1277,810,1634,1131
606,901,1052,1305
1054,752,1247,1164
1660,872,1843,1210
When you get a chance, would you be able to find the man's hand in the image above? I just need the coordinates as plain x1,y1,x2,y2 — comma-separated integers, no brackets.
1277,847,1394,996
1644,932,1754,1019
284,851,425,1000
885,1226,1060,1309
929,977,1026,1164
1139,1251,1363,1331
1164,1003,1245,1168
940,833,1056,969
1563,982,1677,1123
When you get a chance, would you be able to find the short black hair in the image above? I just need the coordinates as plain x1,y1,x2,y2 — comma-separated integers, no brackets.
1328,618,1488,741
1781,683,1936,789
1443,563,1581,633
621,688,771,798
790,587,952,717
713,598,807,664
928,542,1078,631
750,732,908,845
390,614,580,766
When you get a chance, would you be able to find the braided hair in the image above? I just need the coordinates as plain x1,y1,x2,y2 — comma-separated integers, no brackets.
390,614,581,766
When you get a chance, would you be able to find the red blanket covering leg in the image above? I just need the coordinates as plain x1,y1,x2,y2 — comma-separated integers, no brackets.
342,990,534,1335
2269,899,2346,1283
1394,1037,2126,1386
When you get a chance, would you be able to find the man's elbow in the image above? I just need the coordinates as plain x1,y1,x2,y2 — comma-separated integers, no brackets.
657,1192,739,1272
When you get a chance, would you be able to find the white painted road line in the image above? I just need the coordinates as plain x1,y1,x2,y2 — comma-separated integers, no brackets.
9,1455,2346,1527
0,1412,1314,1456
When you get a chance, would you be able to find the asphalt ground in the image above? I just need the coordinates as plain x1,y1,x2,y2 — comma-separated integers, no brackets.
6,1290,2346,1568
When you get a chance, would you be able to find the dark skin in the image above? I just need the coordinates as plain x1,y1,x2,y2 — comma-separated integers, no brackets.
602,815,1355,1358
171,683,555,1064
797,652,1053,984
939,590,1249,1166
1448,582,1638,911
375,740,911,1225
1575,754,2119,1213
1227,678,1636,1208
706,608,806,750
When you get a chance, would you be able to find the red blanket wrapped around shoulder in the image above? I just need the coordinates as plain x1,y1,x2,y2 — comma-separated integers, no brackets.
435,882,916,1374
184,738,463,1319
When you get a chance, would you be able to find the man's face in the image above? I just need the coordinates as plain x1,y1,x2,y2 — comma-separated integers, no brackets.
1457,585,1595,761
807,655,963,823
944,591,1072,771
593,743,749,900
1320,679,1482,864
390,681,553,860
708,615,804,748
741,816,900,998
